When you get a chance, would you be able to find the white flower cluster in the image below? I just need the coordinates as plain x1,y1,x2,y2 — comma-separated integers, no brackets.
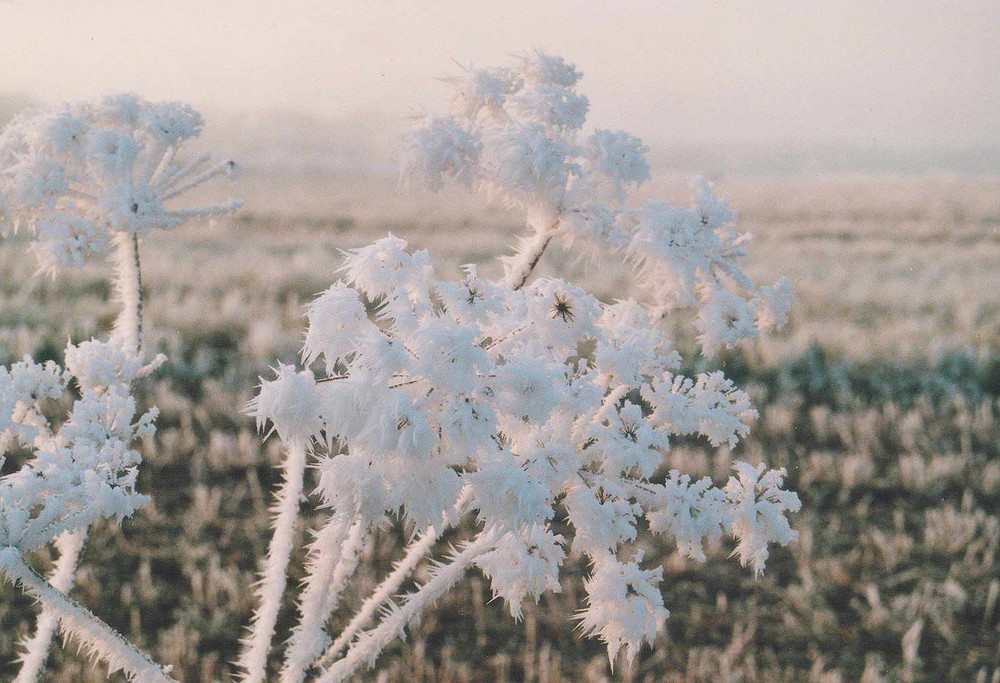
250,235,800,667
0,96,234,683
402,51,792,353
0,343,156,555
0,94,240,274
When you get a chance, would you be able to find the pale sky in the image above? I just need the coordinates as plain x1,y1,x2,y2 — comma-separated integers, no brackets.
1,0,998,150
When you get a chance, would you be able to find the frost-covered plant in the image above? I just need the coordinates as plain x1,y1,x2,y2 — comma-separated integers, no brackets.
402,50,792,350
0,95,239,682
0,55,799,683
240,53,800,683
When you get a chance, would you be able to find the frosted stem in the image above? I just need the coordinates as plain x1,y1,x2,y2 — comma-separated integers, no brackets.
314,525,439,669
236,438,308,683
503,221,558,291
162,161,237,200
314,528,499,683
155,153,210,193
0,549,174,683
314,487,472,670
14,529,87,683
111,233,143,357
279,513,365,683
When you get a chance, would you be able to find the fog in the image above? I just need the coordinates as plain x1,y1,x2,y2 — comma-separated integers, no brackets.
2,1,998,174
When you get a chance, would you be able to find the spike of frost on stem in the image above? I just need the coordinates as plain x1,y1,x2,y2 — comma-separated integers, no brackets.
314,487,473,670
503,221,558,290
164,199,243,220
14,529,88,683
315,525,439,669
147,145,176,185
314,528,500,683
161,161,237,200
111,233,143,357
279,513,361,683
0,548,175,683
236,437,308,683
155,152,211,192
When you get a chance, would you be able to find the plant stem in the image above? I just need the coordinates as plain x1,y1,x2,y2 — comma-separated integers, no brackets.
19,228,146,681
314,525,439,669
236,438,308,683
504,221,559,291
112,233,144,356
0,549,174,683
314,528,499,683
314,487,473,670
279,513,364,683
14,529,87,683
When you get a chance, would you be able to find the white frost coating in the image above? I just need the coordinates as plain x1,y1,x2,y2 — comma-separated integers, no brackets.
0,549,175,683
724,462,802,576
1,94,237,683
236,438,308,683
1,353,159,682
0,53,799,680
279,515,364,683
577,552,669,668
313,530,502,683
315,487,473,670
401,52,794,350
13,529,87,683
250,226,797,669
315,525,439,668
111,233,143,354
0,94,240,277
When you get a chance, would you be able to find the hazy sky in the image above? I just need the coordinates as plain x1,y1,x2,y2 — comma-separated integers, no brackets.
1,1,998,149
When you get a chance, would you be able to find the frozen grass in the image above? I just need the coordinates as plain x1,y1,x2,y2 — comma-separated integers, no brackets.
1,172,998,681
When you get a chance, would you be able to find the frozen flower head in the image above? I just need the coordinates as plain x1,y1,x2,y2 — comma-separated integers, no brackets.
519,50,583,88
402,54,793,355
302,281,369,373
0,94,241,274
230,55,801,682
724,463,801,576
582,130,651,204
447,65,519,120
64,338,143,391
475,525,565,620
578,555,669,667
248,364,323,443
694,288,760,356
0,346,156,555
401,115,481,192
249,236,800,668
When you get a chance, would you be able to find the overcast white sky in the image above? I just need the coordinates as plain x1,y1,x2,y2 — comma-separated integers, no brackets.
1,1,998,150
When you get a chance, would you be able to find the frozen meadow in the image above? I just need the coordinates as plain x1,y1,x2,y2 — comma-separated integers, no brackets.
1,163,998,680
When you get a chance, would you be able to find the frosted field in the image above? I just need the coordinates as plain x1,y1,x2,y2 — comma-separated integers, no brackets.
2,172,999,681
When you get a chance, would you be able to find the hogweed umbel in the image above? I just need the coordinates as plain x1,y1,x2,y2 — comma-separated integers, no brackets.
0,94,239,682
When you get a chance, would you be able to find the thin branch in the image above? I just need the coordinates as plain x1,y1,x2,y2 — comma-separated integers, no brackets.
314,526,438,669
154,153,210,193
315,375,351,384
111,233,143,357
236,438,308,683
279,513,362,683
482,323,531,351
314,488,473,670
513,234,553,291
313,528,499,683
148,146,176,186
0,549,174,683
161,161,237,201
14,529,87,683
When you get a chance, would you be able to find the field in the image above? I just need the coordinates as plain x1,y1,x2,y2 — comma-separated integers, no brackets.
1,171,999,681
